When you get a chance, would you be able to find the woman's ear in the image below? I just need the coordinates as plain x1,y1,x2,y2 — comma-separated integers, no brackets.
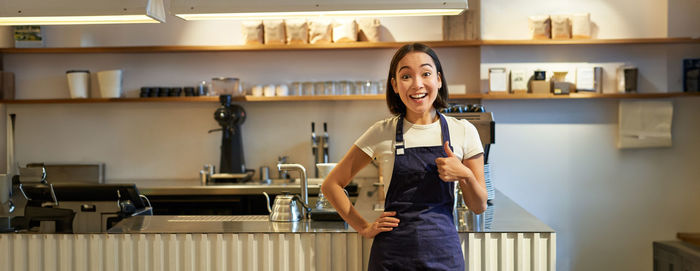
391,77,398,93
437,72,443,89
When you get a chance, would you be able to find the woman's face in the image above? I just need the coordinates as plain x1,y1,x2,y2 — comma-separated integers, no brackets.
391,51,442,119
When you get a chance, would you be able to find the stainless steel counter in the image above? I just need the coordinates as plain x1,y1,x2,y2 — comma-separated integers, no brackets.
136,178,324,196
108,190,553,234
139,183,322,196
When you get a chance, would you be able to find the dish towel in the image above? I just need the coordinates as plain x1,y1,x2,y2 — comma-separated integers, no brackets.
618,100,673,149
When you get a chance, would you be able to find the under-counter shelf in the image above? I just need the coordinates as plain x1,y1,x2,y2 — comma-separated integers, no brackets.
0,38,697,54
2,92,698,104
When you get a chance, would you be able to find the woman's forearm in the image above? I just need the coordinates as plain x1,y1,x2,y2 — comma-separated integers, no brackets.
459,176,488,214
459,154,488,214
320,145,374,233
321,180,369,232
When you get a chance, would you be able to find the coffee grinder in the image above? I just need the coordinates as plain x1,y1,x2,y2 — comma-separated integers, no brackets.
207,95,253,183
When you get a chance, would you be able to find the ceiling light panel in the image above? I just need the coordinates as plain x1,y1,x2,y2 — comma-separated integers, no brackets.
172,0,467,20
0,0,165,25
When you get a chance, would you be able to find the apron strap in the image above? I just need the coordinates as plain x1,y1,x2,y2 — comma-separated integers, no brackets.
395,115,406,155
438,112,453,153
395,110,453,156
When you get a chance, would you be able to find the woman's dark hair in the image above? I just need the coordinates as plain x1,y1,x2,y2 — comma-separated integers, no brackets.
385,43,449,116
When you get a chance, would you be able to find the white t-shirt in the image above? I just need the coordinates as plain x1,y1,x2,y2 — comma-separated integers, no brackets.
354,115,484,195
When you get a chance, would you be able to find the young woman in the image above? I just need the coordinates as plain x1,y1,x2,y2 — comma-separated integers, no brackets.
321,43,488,270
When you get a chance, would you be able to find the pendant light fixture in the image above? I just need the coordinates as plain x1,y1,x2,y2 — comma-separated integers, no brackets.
0,0,166,25
172,0,467,21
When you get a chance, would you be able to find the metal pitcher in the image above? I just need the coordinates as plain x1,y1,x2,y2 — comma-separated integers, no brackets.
263,192,306,222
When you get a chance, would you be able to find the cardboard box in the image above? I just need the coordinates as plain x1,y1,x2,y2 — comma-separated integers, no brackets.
0,71,15,100
531,80,551,94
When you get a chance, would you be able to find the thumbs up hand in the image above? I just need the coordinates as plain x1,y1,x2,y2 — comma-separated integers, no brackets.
435,141,473,182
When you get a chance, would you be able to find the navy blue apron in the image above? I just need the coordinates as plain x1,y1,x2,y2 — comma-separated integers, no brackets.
368,112,464,271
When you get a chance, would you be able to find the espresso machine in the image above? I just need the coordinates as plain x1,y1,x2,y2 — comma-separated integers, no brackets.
444,105,496,230
2,163,152,233
2,114,151,233
443,104,496,202
207,95,253,183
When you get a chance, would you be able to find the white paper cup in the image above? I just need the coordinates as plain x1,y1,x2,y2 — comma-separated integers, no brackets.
263,84,275,97
275,84,289,96
251,85,263,97
97,69,123,98
66,70,89,98
316,163,338,179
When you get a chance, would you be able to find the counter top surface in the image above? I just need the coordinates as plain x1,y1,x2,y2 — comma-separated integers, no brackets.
107,191,554,234
137,178,323,196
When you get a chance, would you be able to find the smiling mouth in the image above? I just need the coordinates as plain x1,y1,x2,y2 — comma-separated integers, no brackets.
409,93,427,99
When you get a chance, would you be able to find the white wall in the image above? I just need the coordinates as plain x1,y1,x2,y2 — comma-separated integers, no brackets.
667,0,700,38
1,1,700,271
485,98,700,271
481,0,670,39
479,1,700,270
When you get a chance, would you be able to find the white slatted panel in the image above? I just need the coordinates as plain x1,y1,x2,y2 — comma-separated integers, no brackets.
0,232,555,271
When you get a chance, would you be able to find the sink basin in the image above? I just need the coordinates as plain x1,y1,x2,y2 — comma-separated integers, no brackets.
166,215,269,222
258,178,324,185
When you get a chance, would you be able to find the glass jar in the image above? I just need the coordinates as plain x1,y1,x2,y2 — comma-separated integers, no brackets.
290,82,302,96
323,81,336,95
377,79,387,94
367,80,379,95
211,77,241,96
338,80,351,95
314,82,325,96
196,81,209,96
302,81,314,96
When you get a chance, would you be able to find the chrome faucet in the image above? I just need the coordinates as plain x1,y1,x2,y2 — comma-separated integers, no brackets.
277,156,290,180
276,163,308,210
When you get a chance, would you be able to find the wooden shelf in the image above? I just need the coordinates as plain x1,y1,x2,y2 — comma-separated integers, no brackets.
0,95,383,104
453,92,700,100
1,96,226,104
1,38,697,54
0,41,480,54
244,95,385,102
480,37,700,46
3,92,698,104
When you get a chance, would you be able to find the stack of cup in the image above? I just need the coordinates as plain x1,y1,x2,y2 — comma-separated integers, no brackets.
66,70,90,98
275,84,289,96
263,84,275,97
97,69,123,98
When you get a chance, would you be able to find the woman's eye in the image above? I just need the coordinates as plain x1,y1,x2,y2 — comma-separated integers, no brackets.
422,72,432,77
401,74,411,80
